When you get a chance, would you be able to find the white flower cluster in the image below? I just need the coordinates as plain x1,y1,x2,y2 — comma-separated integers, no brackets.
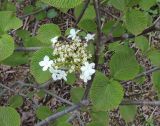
39,28,96,83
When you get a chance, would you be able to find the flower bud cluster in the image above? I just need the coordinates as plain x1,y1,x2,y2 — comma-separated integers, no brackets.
39,28,96,83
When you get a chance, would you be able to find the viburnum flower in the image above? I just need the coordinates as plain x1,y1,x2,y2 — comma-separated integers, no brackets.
39,56,53,71
51,36,59,45
68,28,80,40
49,67,67,81
85,33,95,42
80,62,95,82
39,28,96,83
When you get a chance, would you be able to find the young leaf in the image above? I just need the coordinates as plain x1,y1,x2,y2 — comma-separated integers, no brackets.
152,71,160,98
119,105,137,123
47,9,58,18
0,34,15,62
135,36,149,53
30,48,52,84
147,50,160,66
0,107,20,126
0,11,22,33
109,0,126,11
74,4,96,20
2,52,29,66
66,73,76,85
125,9,148,35
78,19,96,32
36,23,61,44
88,111,109,126
36,106,53,120
70,87,84,103
8,95,23,108
109,46,139,80
90,71,124,111
139,0,156,10
55,114,71,126
41,0,83,8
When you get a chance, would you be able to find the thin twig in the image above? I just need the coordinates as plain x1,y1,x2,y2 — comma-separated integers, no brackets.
121,66,160,84
44,89,74,106
75,0,90,26
121,100,160,106
15,47,43,52
82,0,102,100
35,103,82,126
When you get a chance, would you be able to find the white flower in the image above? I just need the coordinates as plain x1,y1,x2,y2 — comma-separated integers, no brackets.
39,56,53,71
49,67,67,81
85,33,95,42
51,36,59,45
68,28,80,40
74,36,81,42
80,62,95,83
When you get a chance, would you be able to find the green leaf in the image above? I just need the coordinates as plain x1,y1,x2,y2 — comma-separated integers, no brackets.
139,0,156,10
41,0,83,8
125,9,148,35
0,34,15,62
47,9,58,18
147,50,160,66
133,66,145,85
0,11,22,33
90,71,124,111
78,19,96,32
70,87,84,103
74,4,96,20
30,48,52,84
36,106,53,120
119,105,137,123
135,36,149,53
88,111,109,126
109,46,139,80
109,0,126,11
152,71,160,98
66,73,76,85
102,21,125,37
36,23,61,44
0,107,20,126
55,114,71,126
8,95,23,108
2,52,29,66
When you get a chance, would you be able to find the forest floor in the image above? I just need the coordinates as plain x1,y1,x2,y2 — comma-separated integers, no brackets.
0,0,160,126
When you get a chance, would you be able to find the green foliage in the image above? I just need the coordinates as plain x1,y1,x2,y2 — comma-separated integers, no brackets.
0,107,20,126
78,19,96,32
0,34,15,62
2,52,30,66
36,106,53,120
109,0,126,11
8,95,23,108
88,111,109,126
109,46,139,80
55,114,71,126
152,71,160,98
30,48,53,84
70,87,84,103
119,105,137,123
90,71,124,111
135,36,149,53
139,0,156,10
102,21,125,37
133,66,145,85
36,24,61,44
41,0,83,8
75,4,96,20
147,50,160,66
47,9,58,18
66,73,76,85
125,9,148,35
0,11,22,33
